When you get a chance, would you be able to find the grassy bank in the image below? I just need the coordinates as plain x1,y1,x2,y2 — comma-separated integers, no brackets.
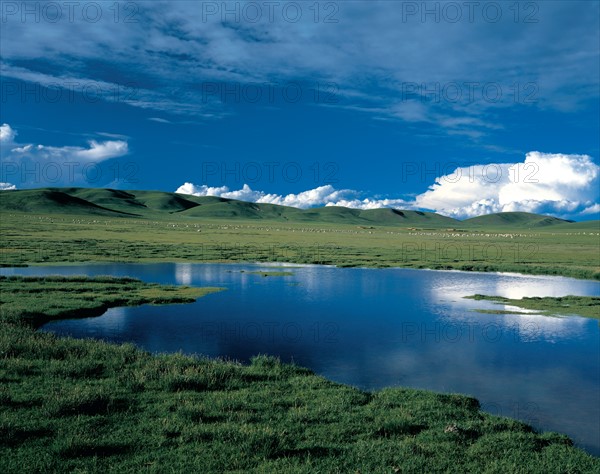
1,212,599,279
466,294,600,320
0,276,224,328
1,277,599,472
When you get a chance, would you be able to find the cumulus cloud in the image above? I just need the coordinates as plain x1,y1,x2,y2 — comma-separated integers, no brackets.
177,182,413,210
415,152,599,219
0,182,17,190
175,183,366,209
177,152,600,220
0,123,129,187
0,123,16,143
176,182,413,210
581,204,600,215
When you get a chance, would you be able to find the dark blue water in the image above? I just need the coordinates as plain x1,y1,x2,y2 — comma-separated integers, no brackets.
3,263,599,455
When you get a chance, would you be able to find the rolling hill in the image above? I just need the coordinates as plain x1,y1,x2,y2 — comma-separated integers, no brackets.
461,212,573,228
0,189,139,217
0,187,595,229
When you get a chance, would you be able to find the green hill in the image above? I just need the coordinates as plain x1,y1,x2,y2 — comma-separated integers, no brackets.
178,198,302,220
131,191,200,213
0,188,594,230
461,212,572,228
0,187,459,227
68,188,148,214
546,219,600,231
359,208,459,226
0,189,139,217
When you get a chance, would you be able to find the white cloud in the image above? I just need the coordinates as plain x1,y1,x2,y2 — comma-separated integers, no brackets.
415,152,599,219
325,198,409,210
7,140,128,163
175,183,362,209
581,204,600,215
176,183,232,197
0,182,17,190
0,123,129,187
0,123,16,143
176,182,412,210
176,152,600,220
258,185,354,208
74,140,129,161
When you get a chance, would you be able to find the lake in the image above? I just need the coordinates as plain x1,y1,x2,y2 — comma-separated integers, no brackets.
2,263,599,455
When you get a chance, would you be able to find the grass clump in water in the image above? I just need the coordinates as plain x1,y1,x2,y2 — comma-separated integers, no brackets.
466,294,600,320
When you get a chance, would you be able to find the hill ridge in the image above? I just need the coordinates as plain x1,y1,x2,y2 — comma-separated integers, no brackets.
0,187,588,228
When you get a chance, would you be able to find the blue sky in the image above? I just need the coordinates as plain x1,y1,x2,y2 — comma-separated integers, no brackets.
0,1,599,220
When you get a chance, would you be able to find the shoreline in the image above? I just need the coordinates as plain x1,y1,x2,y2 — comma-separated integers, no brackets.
2,258,599,282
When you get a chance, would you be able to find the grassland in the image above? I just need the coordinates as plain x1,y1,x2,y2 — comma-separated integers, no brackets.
1,276,599,472
466,295,600,320
1,196,599,279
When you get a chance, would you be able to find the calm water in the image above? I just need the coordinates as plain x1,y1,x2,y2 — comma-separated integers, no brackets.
3,263,599,455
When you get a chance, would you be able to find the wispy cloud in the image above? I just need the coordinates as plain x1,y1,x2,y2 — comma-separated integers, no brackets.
1,1,597,136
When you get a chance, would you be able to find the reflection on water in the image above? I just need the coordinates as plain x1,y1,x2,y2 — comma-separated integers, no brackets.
2,263,599,455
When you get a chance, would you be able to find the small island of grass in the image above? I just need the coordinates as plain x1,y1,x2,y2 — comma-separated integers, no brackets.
240,270,294,277
466,294,600,320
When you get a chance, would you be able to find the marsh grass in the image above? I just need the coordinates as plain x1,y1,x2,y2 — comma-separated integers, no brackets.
466,294,600,320
0,275,223,327
241,270,294,277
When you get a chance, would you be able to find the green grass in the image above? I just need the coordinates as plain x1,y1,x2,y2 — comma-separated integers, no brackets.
1,188,599,280
466,294,600,320
1,276,598,472
0,276,224,328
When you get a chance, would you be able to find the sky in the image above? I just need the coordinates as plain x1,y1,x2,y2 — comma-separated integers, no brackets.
0,0,599,220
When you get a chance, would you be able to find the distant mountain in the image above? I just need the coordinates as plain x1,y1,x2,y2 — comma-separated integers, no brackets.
0,188,593,229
